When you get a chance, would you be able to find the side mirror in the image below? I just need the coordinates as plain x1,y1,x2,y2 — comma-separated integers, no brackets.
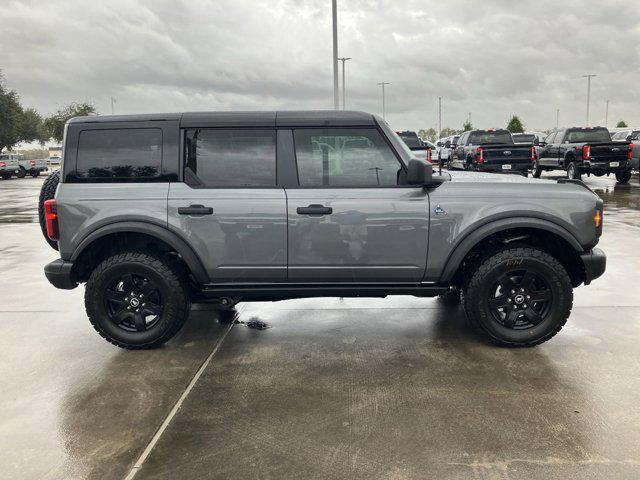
407,159,433,186
533,138,540,146
626,135,632,142
444,142,451,148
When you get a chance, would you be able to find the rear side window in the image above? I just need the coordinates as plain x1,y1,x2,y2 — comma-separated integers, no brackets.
294,128,403,187
184,129,276,187
76,128,162,180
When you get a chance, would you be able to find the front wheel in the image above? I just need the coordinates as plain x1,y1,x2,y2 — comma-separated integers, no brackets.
85,252,190,349
462,246,573,347
615,169,632,184
566,161,581,180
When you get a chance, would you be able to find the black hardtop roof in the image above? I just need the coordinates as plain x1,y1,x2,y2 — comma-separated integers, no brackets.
67,110,378,128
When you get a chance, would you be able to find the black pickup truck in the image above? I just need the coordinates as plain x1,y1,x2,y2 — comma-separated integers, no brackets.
448,129,534,176
534,127,633,183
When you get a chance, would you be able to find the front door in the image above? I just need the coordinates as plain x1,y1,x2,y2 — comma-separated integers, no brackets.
168,128,287,283
286,127,429,283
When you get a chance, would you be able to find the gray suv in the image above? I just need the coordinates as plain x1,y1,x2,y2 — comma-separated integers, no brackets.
43,111,606,349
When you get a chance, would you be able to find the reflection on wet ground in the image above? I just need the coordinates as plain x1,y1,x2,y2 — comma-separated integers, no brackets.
1,172,639,479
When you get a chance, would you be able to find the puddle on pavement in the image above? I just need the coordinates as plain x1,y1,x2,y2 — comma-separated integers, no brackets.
234,318,271,330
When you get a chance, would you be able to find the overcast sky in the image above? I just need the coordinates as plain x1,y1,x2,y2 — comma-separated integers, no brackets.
2,0,640,133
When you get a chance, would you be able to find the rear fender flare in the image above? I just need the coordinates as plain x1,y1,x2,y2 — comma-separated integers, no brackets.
71,221,209,284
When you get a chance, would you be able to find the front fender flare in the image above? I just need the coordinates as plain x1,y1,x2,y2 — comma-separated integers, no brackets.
70,221,209,284
439,217,584,282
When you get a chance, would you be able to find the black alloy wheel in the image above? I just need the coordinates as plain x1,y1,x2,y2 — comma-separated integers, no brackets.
104,273,164,333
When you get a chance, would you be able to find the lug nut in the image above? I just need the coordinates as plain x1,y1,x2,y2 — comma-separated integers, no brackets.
511,290,515,294
142,303,146,306
507,298,512,303
513,306,517,310
526,295,531,299
523,304,527,309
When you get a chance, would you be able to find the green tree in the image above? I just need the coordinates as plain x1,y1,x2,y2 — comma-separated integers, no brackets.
418,128,437,142
0,78,24,152
506,115,525,133
439,127,459,138
43,102,96,143
616,120,628,128
462,121,473,131
19,108,45,144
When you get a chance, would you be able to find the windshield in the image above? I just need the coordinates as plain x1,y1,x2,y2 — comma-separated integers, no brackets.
468,130,513,145
512,134,535,143
565,128,611,143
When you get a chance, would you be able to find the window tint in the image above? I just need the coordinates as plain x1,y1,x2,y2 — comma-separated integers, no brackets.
76,128,162,179
565,128,610,143
545,132,557,144
468,130,513,145
185,129,276,187
294,128,403,187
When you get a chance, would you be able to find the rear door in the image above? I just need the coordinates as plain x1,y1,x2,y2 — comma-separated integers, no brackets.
167,128,287,283
538,131,556,166
285,127,429,282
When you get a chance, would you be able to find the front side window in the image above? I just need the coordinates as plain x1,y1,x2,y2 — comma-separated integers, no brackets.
294,128,403,187
545,132,557,144
76,128,162,180
185,129,276,187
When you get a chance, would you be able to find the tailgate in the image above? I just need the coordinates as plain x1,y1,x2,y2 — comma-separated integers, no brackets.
481,145,532,164
588,142,630,162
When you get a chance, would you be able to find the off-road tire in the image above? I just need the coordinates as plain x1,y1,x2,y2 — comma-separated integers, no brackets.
85,252,190,349
615,169,632,184
462,246,573,347
566,161,581,180
38,170,60,250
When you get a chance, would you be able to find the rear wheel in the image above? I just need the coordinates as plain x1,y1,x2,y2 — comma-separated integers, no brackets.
566,161,581,180
462,246,573,347
615,169,632,184
532,159,542,178
16,168,26,178
85,252,190,349
31,171,40,178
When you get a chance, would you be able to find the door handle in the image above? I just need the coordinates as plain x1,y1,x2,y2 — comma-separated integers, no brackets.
296,204,332,216
178,204,213,216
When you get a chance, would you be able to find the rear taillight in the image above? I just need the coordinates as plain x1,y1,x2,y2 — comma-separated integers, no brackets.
44,199,59,241
30,160,36,167
476,147,484,163
628,143,634,160
0,161,5,167
530,146,536,162
426,147,432,163
582,145,591,159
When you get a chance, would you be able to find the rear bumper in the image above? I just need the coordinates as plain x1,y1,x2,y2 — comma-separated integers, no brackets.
580,248,606,285
475,163,530,172
44,259,78,290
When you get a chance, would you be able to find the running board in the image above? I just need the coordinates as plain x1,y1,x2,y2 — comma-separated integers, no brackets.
197,283,448,301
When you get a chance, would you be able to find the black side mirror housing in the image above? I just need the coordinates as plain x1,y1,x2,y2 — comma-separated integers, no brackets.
407,159,433,185
533,138,540,146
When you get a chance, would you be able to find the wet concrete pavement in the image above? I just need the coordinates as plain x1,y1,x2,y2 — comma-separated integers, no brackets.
0,173,639,479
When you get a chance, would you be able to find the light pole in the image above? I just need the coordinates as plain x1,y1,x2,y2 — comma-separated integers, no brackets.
605,99,609,128
437,96,442,139
556,108,559,129
467,111,471,125
332,0,339,110
582,74,596,126
377,82,390,120
338,57,351,110
110,96,116,115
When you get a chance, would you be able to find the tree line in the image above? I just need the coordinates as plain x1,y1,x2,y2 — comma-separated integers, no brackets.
0,72,96,152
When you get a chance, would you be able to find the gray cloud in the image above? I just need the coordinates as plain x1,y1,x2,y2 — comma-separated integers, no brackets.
2,0,639,132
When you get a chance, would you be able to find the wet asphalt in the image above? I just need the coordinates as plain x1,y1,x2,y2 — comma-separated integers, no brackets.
0,172,639,480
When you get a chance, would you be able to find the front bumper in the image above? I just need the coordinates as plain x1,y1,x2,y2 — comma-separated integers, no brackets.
580,248,606,285
44,259,78,290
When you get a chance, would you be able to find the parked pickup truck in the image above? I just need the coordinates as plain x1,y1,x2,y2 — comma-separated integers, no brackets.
448,129,534,176
534,127,633,183
0,154,47,178
611,129,640,171
0,154,21,179
42,110,605,350
397,130,432,163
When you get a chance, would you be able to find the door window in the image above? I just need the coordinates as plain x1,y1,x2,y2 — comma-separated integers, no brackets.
184,129,276,187
544,132,557,144
293,128,403,187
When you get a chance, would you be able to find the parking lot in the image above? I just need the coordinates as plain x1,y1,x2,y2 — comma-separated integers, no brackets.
1,173,639,479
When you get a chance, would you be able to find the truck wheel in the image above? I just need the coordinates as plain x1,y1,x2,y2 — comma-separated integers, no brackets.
16,168,26,179
38,170,60,251
532,159,542,178
615,169,632,184
566,162,581,180
31,171,40,178
462,246,573,347
85,252,190,349
1,173,12,180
